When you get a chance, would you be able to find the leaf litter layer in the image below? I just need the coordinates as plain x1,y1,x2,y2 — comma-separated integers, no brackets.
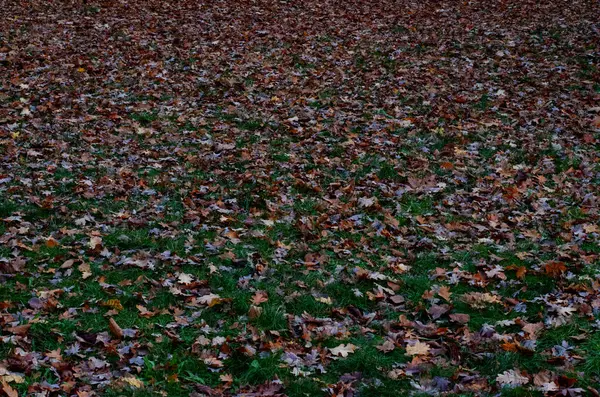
0,0,599,396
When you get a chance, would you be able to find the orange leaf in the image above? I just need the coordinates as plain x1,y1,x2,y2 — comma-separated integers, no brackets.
544,261,566,278
501,342,518,352
46,237,60,248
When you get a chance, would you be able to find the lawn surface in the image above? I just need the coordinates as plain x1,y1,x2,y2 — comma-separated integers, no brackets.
1,0,600,396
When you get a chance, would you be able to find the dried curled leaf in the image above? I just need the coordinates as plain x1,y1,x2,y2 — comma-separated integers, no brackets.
108,318,124,339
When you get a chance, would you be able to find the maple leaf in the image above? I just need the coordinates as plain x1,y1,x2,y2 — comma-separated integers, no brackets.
45,348,62,360
405,341,430,356
515,266,527,279
329,344,358,357
438,286,452,302
2,0,599,393
220,373,233,383
544,261,567,278
496,370,529,387
177,273,194,284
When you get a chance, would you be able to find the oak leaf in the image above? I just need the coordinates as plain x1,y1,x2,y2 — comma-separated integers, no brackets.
496,370,529,387
329,344,358,357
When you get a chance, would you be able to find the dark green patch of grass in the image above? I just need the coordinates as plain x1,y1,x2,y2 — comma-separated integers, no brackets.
130,111,159,126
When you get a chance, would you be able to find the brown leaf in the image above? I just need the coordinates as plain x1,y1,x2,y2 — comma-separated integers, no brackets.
428,304,450,320
251,291,269,305
7,323,30,336
449,313,470,324
376,340,396,353
108,318,124,339
248,305,263,319
78,262,92,279
2,382,18,397
46,237,60,248
544,261,567,278
89,236,103,250
438,286,452,302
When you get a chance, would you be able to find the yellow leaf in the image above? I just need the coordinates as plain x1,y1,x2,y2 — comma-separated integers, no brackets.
103,299,124,311
0,374,24,384
122,376,144,388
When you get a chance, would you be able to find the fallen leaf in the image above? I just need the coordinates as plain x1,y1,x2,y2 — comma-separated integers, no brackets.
251,291,269,305
122,376,144,388
544,261,567,278
496,369,529,387
89,236,102,250
46,237,59,248
108,318,124,339
198,293,222,307
376,340,396,353
405,341,430,356
329,344,358,357
438,286,452,302
449,313,470,324
2,382,18,397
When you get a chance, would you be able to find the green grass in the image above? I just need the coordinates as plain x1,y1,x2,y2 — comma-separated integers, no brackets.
1,2,598,395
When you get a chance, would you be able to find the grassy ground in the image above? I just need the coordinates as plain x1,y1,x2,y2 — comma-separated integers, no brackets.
1,0,599,396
